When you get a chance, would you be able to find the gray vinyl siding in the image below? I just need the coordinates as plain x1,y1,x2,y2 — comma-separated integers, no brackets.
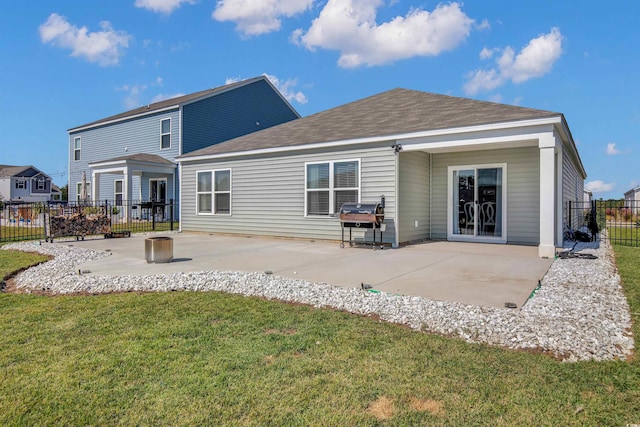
180,143,396,243
398,151,430,242
68,109,180,201
0,178,10,200
182,79,299,155
562,146,584,230
430,146,540,245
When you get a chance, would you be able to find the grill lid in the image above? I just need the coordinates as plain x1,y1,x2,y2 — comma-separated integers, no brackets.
339,202,384,226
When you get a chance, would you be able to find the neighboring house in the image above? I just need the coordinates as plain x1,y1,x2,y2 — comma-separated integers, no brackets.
583,189,593,204
178,88,586,258
50,183,63,201
67,76,299,220
0,165,55,203
624,185,640,215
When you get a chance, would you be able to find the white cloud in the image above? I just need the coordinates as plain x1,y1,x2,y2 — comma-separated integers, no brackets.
488,94,503,103
585,180,615,193
476,19,490,30
479,47,495,60
134,0,195,15
224,74,308,104
39,13,130,66
151,93,186,103
121,84,148,109
213,0,313,37
294,0,473,68
262,73,308,104
225,76,242,84
606,142,621,155
464,27,563,95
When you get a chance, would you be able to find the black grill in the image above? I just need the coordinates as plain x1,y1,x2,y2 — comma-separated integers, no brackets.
339,202,385,248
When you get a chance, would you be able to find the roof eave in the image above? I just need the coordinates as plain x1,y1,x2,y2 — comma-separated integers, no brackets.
177,116,564,163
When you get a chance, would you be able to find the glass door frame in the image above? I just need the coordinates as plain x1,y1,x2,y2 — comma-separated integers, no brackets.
447,163,507,244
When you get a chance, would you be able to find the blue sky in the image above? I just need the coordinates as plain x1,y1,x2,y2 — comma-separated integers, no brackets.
1,1,638,198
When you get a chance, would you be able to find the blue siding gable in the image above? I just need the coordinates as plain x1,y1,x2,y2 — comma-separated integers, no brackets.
182,79,298,154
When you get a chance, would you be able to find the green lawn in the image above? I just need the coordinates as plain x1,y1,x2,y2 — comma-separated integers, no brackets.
0,247,638,425
607,226,640,247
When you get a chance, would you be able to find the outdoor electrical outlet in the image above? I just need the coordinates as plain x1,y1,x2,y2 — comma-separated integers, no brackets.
414,220,419,228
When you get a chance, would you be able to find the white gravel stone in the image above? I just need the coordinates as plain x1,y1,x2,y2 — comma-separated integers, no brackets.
2,237,634,362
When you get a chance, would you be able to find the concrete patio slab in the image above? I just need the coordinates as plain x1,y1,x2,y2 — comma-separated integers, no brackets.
69,232,553,309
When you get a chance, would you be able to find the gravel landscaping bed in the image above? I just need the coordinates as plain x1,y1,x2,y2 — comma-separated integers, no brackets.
2,238,634,362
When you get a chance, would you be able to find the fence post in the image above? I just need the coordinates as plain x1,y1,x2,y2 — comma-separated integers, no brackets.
568,200,572,230
170,199,174,231
152,202,156,231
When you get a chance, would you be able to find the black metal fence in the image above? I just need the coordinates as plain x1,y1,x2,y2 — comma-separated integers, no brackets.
566,199,640,247
0,199,178,243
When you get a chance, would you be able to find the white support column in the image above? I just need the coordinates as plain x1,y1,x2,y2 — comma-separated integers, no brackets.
91,171,99,203
123,169,130,223
555,142,564,247
539,133,557,258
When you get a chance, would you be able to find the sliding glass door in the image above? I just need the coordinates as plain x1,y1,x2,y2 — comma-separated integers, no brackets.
450,165,505,242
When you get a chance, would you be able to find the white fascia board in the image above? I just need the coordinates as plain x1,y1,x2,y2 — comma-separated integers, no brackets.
177,116,563,163
403,136,541,153
68,105,180,133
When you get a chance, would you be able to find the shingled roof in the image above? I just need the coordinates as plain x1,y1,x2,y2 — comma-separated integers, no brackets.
68,76,267,132
0,165,49,178
179,88,562,159
90,153,175,165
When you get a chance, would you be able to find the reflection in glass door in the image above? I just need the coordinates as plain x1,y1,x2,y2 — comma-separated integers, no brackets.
451,166,503,239
150,178,167,220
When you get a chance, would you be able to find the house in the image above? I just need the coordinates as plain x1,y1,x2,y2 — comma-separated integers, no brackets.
624,185,640,215
583,189,592,204
67,76,299,220
177,88,586,258
0,165,56,203
50,183,63,201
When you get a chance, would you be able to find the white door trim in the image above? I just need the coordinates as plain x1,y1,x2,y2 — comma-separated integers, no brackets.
447,163,507,244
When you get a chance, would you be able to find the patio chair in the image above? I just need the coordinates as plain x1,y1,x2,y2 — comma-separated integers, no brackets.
481,202,496,235
464,202,475,234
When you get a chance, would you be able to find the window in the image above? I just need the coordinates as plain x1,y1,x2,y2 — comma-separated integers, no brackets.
114,180,123,206
16,180,26,189
197,169,231,215
36,177,46,191
160,118,171,149
77,182,91,202
305,160,359,216
74,137,81,161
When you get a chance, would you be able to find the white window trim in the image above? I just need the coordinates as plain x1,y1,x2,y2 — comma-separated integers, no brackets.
114,179,123,206
196,169,232,216
74,137,81,161
160,118,171,150
16,179,26,190
304,159,361,217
